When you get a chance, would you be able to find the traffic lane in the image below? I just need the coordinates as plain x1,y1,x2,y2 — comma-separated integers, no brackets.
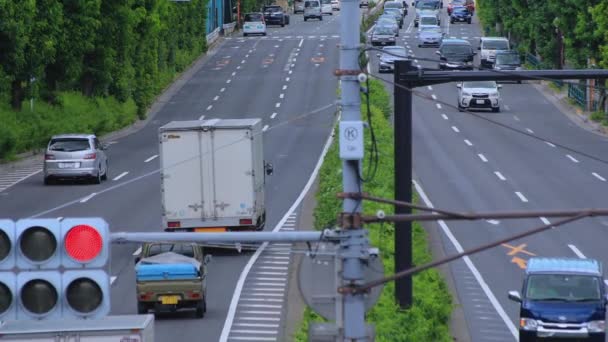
0,38,259,219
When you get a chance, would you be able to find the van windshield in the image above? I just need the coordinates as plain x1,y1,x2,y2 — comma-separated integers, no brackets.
525,274,601,301
483,40,509,50
245,13,263,22
384,2,403,8
147,244,196,258
441,44,472,55
322,0,331,4
49,138,90,152
305,1,319,7
420,17,437,25
416,1,439,9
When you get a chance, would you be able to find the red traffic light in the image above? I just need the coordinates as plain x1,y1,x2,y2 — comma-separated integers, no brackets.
64,225,103,263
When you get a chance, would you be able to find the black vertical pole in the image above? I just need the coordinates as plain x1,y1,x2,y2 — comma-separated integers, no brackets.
394,60,413,308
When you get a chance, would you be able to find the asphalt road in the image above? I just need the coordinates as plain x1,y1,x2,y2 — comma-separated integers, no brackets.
0,11,339,342
370,5,608,342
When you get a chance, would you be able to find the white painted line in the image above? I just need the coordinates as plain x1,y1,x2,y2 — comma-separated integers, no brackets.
282,85,287,90
144,155,158,163
207,105,213,111
526,128,534,134
545,141,556,147
213,95,219,101
288,70,293,74
199,115,205,121
227,79,232,84
219,118,336,342
298,38,304,48
220,87,226,92
464,139,473,146
113,172,129,181
441,114,448,120
540,217,551,225
234,323,280,328
592,172,606,181
285,77,290,82
237,65,241,69
436,103,442,109
413,180,518,338
240,310,281,315
247,287,286,291
133,247,142,256
110,276,117,284
270,113,278,119
227,336,276,341
263,125,269,132
275,102,281,108
232,71,237,76
258,266,288,270
504,105,511,111
451,126,460,133
515,192,528,203
79,193,97,203
241,297,284,302
431,94,437,100
230,330,278,335
568,244,586,259
241,60,246,64
566,155,579,163
486,220,500,225
238,317,281,321
478,154,488,162
279,94,284,99
427,86,433,91
494,171,506,181
513,115,520,121
414,59,418,63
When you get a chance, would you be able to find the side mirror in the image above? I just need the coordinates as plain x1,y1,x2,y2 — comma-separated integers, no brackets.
456,83,462,88
204,254,213,264
376,53,381,57
497,84,503,89
134,257,141,264
477,46,481,50
435,51,440,55
265,162,274,176
508,291,522,303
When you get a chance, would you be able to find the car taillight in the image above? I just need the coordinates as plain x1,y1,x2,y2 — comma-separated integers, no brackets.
139,292,154,300
239,219,253,225
45,154,55,160
186,291,201,299
84,153,96,159
167,222,181,228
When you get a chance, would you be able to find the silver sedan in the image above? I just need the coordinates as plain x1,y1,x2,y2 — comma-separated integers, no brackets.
43,134,109,184
416,26,444,47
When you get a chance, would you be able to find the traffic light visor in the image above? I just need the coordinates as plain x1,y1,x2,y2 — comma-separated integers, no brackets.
19,226,57,263
64,224,102,263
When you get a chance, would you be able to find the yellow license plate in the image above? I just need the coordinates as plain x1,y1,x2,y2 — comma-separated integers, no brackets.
195,227,226,232
160,295,180,305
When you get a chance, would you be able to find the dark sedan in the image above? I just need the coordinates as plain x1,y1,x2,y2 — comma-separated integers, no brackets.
450,6,471,24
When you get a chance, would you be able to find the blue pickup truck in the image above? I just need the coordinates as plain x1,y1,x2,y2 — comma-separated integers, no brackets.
135,243,211,318
508,257,607,341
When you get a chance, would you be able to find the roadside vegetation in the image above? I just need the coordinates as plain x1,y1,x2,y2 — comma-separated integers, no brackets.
293,79,453,341
0,0,209,160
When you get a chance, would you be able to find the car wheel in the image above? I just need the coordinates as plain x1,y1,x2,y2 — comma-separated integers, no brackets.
320,16,323,20
263,32,267,36
304,17,307,21
244,33,248,37
93,168,102,184
492,106,500,113
43,176,53,185
517,80,522,84
195,300,205,318
468,20,472,24
458,105,464,112
281,23,285,27
137,303,148,314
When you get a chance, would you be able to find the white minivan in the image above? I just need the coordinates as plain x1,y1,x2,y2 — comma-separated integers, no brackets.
304,0,323,21
243,13,266,36
321,0,333,15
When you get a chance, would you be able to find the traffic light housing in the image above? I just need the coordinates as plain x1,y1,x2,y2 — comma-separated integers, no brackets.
0,218,111,320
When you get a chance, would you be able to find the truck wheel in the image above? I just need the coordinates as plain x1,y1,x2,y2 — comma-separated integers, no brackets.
195,300,206,318
137,303,148,314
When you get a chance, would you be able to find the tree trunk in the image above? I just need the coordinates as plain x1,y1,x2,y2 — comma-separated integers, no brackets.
11,80,24,111
81,72,95,97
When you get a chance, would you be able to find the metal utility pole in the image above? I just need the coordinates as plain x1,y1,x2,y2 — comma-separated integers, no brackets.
333,0,370,337
393,60,414,309
392,61,608,308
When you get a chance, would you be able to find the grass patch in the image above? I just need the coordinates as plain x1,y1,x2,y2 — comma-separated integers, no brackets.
590,111,605,123
293,79,453,341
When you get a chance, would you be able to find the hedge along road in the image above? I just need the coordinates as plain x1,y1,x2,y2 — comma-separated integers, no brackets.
0,13,340,342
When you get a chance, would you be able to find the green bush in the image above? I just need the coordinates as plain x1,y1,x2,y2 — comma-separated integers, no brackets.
295,79,453,341
590,111,605,122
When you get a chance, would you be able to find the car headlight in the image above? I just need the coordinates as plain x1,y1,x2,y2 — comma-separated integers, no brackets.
515,67,522,71
489,91,499,97
465,61,472,65
389,36,395,40
461,91,471,96
588,320,605,333
520,318,538,331
494,66,502,70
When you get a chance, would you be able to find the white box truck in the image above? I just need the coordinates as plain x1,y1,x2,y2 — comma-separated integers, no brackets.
0,314,154,341
158,119,272,232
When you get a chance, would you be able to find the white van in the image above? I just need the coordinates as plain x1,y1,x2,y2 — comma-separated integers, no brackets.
321,0,333,15
304,0,323,21
479,37,510,68
243,13,266,36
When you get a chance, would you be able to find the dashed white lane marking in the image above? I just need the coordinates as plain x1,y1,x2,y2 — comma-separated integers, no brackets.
214,96,219,101
504,105,510,111
478,154,488,162
144,155,158,163
232,72,237,76
207,105,213,111
199,115,206,121
413,180,518,338
566,155,579,163
298,38,304,47
539,217,554,229
431,94,437,100
111,276,117,285
279,94,284,99
237,65,241,70
275,103,281,108
113,172,129,181
241,60,246,64
568,244,586,259
486,220,500,225
288,70,293,74
270,112,278,119
464,139,473,146
427,86,433,90
436,103,442,109
592,172,606,181
526,128,534,134
221,87,226,92
282,85,287,90
80,193,97,203
494,171,506,181
227,79,232,84
263,125,269,132
245,54,249,58
513,115,520,121
133,247,142,256
285,77,290,82
515,192,528,203
545,141,556,147
441,114,449,120
451,126,460,133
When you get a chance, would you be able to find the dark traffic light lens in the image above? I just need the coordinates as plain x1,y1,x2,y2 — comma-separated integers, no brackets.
21,279,58,314
0,230,10,262
66,278,102,313
0,282,12,314
19,226,57,262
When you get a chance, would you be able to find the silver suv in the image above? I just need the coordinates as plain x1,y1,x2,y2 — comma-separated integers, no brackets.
457,81,501,112
43,134,109,184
